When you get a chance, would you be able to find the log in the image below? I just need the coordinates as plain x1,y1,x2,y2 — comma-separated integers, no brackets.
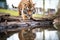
0,20,55,32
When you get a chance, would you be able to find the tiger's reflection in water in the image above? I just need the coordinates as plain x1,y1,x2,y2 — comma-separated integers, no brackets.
7,29,59,40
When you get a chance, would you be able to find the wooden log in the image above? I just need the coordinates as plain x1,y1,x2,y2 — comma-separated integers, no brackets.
0,20,55,32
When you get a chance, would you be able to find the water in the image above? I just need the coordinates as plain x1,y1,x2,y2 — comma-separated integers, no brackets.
7,33,19,40
6,30,59,40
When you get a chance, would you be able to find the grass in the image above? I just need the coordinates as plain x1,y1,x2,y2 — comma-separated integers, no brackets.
0,8,44,17
0,9,19,16
32,14,44,18
0,8,57,18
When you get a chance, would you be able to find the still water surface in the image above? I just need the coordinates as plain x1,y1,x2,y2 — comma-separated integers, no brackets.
7,30,59,40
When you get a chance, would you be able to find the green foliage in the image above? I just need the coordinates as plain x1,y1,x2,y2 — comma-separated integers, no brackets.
0,0,6,2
